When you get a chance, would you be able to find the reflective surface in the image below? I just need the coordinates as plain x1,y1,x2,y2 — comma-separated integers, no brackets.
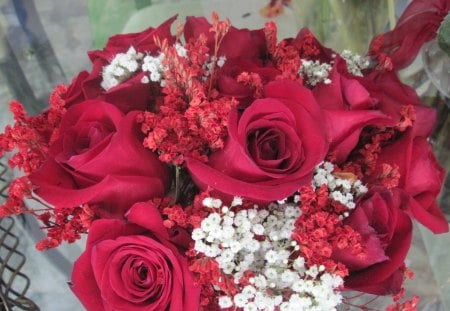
0,1,449,310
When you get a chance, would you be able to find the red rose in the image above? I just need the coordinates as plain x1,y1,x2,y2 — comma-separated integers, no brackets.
361,71,427,123
368,0,450,71
371,111,448,233
71,202,200,310
291,30,393,163
217,58,280,107
333,188,412,295
184,17,278,106
65,17,176,113
184,17,267,61
186,80,329,201
29,100,170,218
313,59,392,162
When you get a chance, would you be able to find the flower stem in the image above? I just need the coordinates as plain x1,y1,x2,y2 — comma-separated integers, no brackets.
387,0,396,30
174,165,181,203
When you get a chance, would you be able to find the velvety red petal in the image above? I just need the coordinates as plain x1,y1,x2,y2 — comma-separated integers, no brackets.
313,65,345,111
73,111,169,186
135,16,177,52
126,202,170,240
71,250,105,311
409,197,449,233
345,211,412,295
103,73,152,113
57,100,123,136
406,138,444,196
86,219,145,247
324,109,389,162
186,156,310,202
82,60,104,100
65,71,90,107
184,17,213,47
334,204,388,271
219,28,266,60
32,174,165,218
264,80,328,170
341,77,373,110
369,0,450,70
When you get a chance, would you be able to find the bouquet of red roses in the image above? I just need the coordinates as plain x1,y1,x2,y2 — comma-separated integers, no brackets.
1,0,449,310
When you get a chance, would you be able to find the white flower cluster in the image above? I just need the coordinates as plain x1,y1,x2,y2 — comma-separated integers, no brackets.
340,49,370,77
140,43,189,86
101,47,143,90
141,53,167,86
202,55,227,81
194,197,343,310
299,59,332,86
313,162,368,216
101,44,228,89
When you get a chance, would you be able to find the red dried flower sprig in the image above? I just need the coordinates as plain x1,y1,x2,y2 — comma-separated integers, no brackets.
139,14,236,165
0,85,94,249
292,185,365,278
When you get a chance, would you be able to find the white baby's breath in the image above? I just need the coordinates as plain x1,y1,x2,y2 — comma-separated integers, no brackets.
299,59,332,86
101,47,143,90
193,197,343,310
313,161,368,215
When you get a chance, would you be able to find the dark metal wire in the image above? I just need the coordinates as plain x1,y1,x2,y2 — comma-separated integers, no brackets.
0,158,39,310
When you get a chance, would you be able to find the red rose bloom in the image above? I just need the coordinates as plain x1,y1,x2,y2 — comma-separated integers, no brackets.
333,188,413,295
184,16,267,61
71,202,200,311
184,17,279,106
186,80,329,201
371,106,448,233
313,58,392,162
368,0,450,71
29,100,170,218
65,17,176,113
217,58,280,107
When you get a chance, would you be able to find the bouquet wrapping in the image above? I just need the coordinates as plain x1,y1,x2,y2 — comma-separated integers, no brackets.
1,0,449,310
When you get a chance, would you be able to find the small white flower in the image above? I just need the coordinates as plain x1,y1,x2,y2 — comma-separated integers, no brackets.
230,241,243,253
281,270,296,285
222,215,234,226
242,285,257,298
264,267,278,279
233,293,248,308
252,223,264,235
194,240,207,253
253,275,267,289
218,296,233,308
299,59,332,86
243,302,258,311
265,250,278,264
340,49,369,76
221,226,235,239
293,257,305,271
209,213,221,224
175,42,188,58
204,245,220,257
191,228,205,241
217,55,227,67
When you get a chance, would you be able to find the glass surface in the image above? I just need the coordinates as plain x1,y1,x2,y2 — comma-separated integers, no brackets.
0,0,449,310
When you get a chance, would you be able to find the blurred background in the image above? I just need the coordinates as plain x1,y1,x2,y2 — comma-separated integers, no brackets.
0,0,449,310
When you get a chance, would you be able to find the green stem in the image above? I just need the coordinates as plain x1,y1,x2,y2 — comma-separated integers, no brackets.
387,0,396,30
174,165,181,203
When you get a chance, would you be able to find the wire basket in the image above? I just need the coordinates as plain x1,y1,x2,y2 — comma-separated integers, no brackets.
0,157,39,310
